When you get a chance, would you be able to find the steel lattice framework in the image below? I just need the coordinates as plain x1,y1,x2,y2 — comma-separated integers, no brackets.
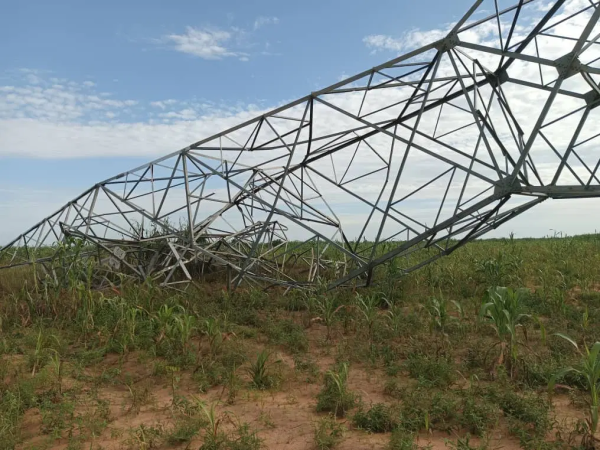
2,0,600,290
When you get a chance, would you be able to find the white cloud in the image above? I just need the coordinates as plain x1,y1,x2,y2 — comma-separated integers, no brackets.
0,77,138,123
150,99,177,109
162,17,279,61
253,16,279,30
163,26,248,60
364,26,450,54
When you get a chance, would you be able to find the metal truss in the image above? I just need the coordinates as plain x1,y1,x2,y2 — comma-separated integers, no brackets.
2,0,600,290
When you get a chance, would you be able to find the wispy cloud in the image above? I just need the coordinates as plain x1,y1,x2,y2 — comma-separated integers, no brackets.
363,27,449,54
0,73,137,123
253,16,279,31
150,99,178,109
0,70,269,158
162,16,279,61
163,26,247,60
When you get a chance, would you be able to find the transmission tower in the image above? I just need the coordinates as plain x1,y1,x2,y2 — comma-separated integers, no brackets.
2,0,600,290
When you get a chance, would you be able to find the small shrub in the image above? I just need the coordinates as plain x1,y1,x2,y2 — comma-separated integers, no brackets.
227,423,262,450
314,415,344,450
294,355,320,383
388,430,419,450
262,318,308,354
405,354,455,388
499,390,552,446
460,396,498,436
166,417,205,444
383,379,405,399
445,434,486,450
398,390,458,433
353,403,398,432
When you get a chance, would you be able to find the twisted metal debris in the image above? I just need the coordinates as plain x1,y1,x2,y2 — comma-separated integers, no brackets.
2,0,600,290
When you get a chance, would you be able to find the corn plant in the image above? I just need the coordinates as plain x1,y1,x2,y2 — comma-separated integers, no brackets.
425,294,463,336
384,297,405,335
355,293,379,343
167,365,181,407
196,400,229,449
550,334,600,448
117,305,142,355
153,304,177,345
202,317,223,357
246,349,275,389
29,329,59,377
174,313,196,354
316,362,356,417
310,295,344,341
479,286,530,378
48,349,63,394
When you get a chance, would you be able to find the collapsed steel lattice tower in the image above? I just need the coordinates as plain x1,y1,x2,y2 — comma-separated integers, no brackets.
2,0,600,290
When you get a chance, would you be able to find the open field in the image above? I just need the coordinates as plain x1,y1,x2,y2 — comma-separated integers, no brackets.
2,234,600,450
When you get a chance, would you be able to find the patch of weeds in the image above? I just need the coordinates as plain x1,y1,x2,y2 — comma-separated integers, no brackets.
293,355,320,383
353,402,398,432
378,344,403,375
405,354,455,388
398,389,458,433
98,367,122,385
74,346,107,367
316,362,357,417
39,396,75,437
125,423,164,449
259,410,276,429
388,430,424,450
383,379,405,399
124,381,154,415
499,390,552,447
194,342,247,392
282,290,308,312
197,400,262,450
517,356,562,388
262,318,308,354
459,395,499,437
314,415,344,450
445,434,488,450
463,340,491,373
222,364,241,405
246,349,278,390
166,416,205,444
429,392,460,432
226,423,262,450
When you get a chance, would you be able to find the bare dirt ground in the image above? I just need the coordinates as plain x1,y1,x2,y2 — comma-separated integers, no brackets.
12,322,585,450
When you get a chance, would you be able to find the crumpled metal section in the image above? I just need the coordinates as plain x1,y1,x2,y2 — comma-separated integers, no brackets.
2,0,600,290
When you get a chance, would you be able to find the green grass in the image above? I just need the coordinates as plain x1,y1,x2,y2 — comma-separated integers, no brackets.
2,233,600,448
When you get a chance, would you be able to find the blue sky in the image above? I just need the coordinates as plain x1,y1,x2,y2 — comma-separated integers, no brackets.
1,0,600,244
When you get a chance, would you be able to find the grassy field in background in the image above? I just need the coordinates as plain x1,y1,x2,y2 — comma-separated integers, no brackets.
2,234,600,450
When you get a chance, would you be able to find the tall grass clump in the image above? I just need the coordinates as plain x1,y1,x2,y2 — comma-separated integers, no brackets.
316,362,357,417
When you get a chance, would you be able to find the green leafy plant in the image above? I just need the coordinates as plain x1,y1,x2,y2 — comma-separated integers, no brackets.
353,403,398,432
405,354,455,388
316,362,357,417
425,295,462,335
355,293,380,343
314,415,344,450
388,430,420,450
247,349,276,389
310,295,344,341
550,335,600,448
479,286,531,377
203,317,224,355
